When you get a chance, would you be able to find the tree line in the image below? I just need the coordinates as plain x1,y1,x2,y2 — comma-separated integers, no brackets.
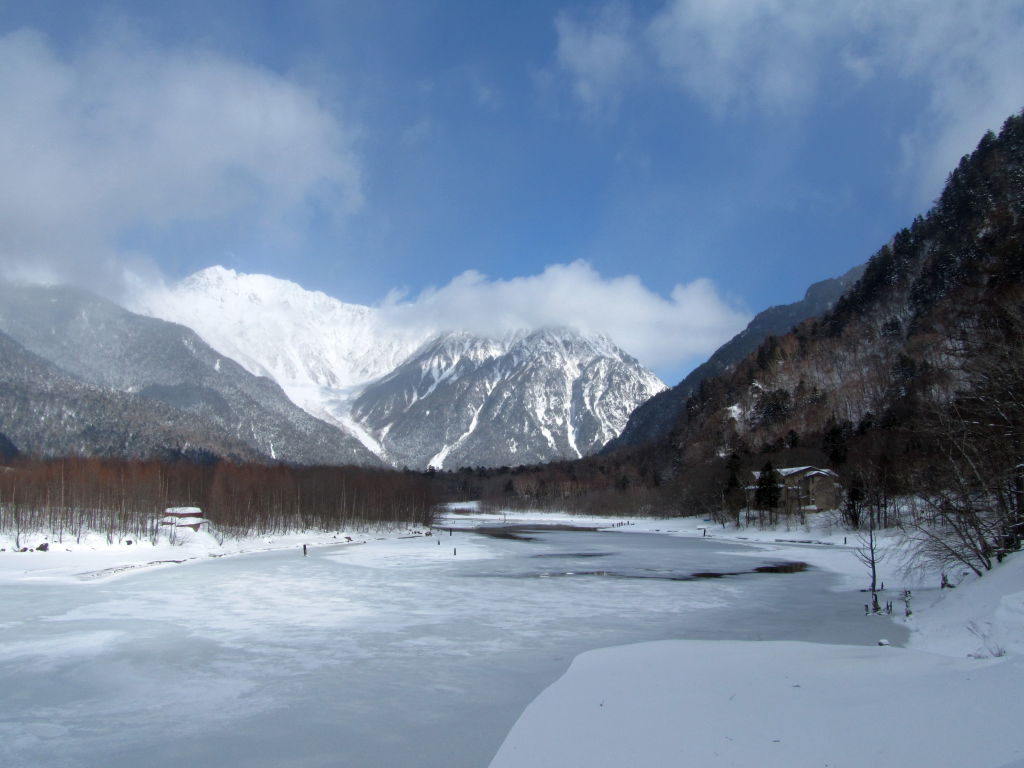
0,457,438,546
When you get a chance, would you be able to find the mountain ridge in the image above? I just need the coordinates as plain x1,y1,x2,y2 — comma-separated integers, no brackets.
352,327,665,468
647,111,1024,480
135,268,667,469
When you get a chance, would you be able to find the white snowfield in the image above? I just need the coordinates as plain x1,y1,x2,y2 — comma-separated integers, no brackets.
132,266,428,392
490,641,1021,768
481,512,1024,768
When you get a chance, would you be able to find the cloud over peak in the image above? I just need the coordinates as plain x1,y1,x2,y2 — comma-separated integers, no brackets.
0,29,360,290
380,260,750,373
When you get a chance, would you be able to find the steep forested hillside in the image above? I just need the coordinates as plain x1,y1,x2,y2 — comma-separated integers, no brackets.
664,112,1024,470
604,263,865,452
0,330,257,462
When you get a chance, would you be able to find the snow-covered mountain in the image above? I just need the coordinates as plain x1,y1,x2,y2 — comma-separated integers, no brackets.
133,267,666,468
133,266,428,390
131,266,430,456
0,281,381,465
351,329,667,468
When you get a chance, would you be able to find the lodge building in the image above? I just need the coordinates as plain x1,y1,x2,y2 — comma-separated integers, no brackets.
745,466,841,513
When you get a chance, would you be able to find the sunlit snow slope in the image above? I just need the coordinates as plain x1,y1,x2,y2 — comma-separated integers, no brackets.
132,267,429,457
134,267,666,468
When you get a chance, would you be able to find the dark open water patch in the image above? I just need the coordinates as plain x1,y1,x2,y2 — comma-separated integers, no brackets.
755,562,809,574
532,552,612,559
480,561,809,582
464,524,603,541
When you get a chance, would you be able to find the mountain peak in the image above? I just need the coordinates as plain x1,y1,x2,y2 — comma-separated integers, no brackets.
352,326,665,468
132,267,666,468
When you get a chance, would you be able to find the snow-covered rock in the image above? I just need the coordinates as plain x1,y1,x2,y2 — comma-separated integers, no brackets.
352,328,667,468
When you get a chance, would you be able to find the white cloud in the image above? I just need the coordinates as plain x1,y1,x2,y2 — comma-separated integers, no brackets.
379,260,750,371
0,29,360,291
647,0,846,115
554,0,1024,194
555,3,639,116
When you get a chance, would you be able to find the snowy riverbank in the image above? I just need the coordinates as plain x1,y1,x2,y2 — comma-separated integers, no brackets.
472,510,1024,768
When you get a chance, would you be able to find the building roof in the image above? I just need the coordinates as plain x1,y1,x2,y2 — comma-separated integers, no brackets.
752,466,838,480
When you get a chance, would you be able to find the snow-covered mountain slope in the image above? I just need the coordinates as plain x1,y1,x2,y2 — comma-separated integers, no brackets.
133,267,426,394
133,267,666,468
0,281,382,466
351,328,667,469
131,266,432,457
0,328,258,462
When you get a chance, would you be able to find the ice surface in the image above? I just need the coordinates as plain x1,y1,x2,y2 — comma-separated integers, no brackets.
0,526,891,768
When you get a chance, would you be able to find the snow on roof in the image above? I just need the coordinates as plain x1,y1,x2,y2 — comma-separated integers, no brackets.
165,507,203,517
751,466,838,480
778,466,813,476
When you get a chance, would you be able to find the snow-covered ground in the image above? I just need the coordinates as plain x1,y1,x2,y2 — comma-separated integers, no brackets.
490,639,1023,768
4,505,1021,767
0,524,424,585
478,509,1024,768
4,509,856,768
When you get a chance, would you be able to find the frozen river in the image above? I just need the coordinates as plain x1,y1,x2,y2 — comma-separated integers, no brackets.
0,526,905,767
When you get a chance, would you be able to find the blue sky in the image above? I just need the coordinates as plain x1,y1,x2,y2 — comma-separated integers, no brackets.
1,1,1023,383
